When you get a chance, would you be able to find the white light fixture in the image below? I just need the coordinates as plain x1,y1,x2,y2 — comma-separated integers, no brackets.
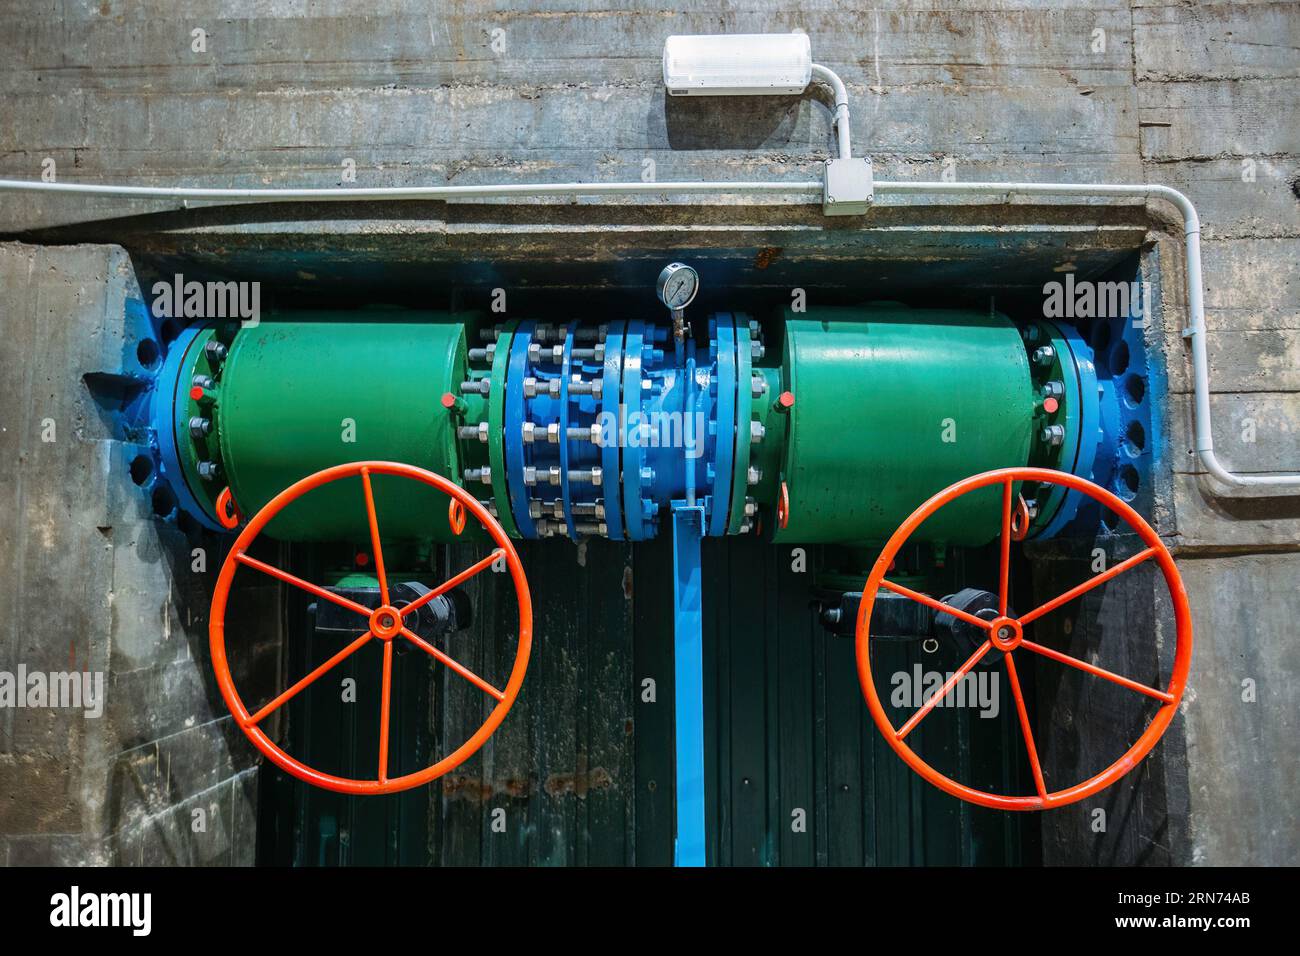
663,33,812,96
662,33,872,216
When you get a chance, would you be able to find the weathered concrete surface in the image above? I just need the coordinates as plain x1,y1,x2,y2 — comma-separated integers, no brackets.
1175,554,1299,866
0,1,1296,866
0,241,278,864
1135,2,1300,867
0,0,1145,231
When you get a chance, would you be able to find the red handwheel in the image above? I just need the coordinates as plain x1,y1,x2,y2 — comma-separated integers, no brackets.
855,467,1192,811
209,460,532,795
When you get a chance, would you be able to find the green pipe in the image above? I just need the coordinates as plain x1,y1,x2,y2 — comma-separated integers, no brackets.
773,304,1035,546
205,312,472,542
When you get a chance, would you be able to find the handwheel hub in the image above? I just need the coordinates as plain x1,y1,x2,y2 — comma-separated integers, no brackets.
989,615,1022,651
369,605,403,641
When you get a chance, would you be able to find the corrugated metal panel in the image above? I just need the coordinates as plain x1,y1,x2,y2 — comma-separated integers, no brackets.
261,537,1034,865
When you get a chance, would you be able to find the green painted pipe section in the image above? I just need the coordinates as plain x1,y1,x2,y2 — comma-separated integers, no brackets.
212,312,472,542
774,304,1034,546
178,306,1045,548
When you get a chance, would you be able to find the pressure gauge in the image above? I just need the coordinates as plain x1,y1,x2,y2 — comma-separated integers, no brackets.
656,262,699,311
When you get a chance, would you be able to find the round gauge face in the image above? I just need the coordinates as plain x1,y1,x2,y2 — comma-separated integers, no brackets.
657,263,699,310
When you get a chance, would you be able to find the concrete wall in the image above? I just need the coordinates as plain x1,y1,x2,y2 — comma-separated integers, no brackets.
1134,3,1300,866
0,241,279,864
0,1,1296,865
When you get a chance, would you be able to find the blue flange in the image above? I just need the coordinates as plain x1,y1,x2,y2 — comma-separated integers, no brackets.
708,314,737,537
601,321,627,540
151,322,223,532
622,320,648,541
505,320,539,538
558,324,579,540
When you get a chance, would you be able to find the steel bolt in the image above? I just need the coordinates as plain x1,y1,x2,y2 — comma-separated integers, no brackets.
1043,380,1065,398
747,466,762,486
572,501,605,519
1041,424,1066,446
441,392,468,416
523,465,562,486
750,420,766,443
1032,345,1056,367
523,377,561,399
528,342,565,364
752,375,769,398
197,460,222,481
464,466,492,485
188,416,212,439
204,340,228,363
190,385,217,407
569,377,602,396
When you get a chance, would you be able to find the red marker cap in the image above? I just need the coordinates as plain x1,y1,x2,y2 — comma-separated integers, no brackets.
1043,396,1060,414
440,392,458,410
777,391,795,410
189,386,204,402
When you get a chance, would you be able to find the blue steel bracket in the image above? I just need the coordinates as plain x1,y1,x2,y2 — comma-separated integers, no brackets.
671,501,707,867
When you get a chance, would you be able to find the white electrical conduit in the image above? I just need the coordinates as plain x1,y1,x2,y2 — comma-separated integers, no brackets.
0,175,1292,491
810,64,852,160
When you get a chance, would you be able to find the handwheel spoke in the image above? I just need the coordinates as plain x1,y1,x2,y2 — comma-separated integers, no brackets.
400,549,504,618
235,552,372,617
246,631,372,726
360,467,390,606
897,640,993,740
1018,547,1157,627
400,626,506,701
1020,639,1174,703
377,640,394,783
880,579,994,632
998,478,1013,616
1003,652,1048,799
